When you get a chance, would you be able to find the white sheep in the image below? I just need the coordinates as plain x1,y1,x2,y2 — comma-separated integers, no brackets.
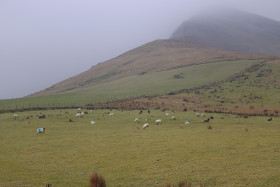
155,119,162,125
171,116,176,120
37,128,45,135
13,114,18,119
109,113,114,116
143,123,149,129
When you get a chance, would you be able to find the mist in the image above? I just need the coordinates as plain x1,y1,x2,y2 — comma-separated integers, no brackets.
1,0,280,99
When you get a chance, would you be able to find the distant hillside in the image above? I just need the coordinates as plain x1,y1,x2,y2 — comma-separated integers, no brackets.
2,8,280,114
171,8,280,56
91,58,280,116
30,39,267,97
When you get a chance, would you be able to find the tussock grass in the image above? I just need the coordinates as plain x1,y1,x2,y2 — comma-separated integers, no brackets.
0,109,279,186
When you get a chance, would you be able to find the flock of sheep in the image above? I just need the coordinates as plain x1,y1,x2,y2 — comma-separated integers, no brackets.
12,109,217,135
12,108,274,136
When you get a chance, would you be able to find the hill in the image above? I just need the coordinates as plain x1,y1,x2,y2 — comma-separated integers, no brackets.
30,39,267,97
95,58,280,116
2,9,280,114
171,8,280,56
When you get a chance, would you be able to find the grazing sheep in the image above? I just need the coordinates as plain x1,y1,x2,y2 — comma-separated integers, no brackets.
155,119,162,125
89,172,106,187
204,119,210,123
166,113,169,116
185,121,190,125
268,118,272,121
76,113,81,117
202,113,205,117
210,116,214,119
39,114,46,119
13,114,18,120
109,113,114,116
139,110,143,115
148,110,151,114
171,116,176,120
196,113,200,117
143,123,149,129
37,128,45,135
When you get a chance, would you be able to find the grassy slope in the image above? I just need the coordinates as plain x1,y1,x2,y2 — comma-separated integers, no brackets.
30,39,267,97
0,59,262,110
181,59,280,114
0,109,279,186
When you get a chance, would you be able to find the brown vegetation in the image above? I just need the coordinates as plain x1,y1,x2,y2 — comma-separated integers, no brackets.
89,172,106,187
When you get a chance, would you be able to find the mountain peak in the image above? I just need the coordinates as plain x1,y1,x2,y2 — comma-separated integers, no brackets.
171,9,280,56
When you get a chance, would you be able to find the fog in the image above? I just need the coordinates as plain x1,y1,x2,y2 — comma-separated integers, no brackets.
1,0,280,99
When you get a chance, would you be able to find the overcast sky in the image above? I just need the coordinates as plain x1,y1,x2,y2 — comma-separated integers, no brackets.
1,0,280,99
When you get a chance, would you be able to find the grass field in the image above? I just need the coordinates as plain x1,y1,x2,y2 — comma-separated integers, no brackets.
0,109,279,186
0,59,261,111
178,60,280,115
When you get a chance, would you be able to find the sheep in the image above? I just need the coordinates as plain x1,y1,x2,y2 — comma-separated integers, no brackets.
210,116,214,119
202,113,205,117
109,113,114,116
139,110,143,115
37,128,45,135
166,113,169,116
171,116,176,120
143,123,149,129
268,118,272,121
204,119,210,123
13,114,18,120
196,113,200,117
155,119,162,125
76,113,81,117
185,121,190,125
39,114,46,119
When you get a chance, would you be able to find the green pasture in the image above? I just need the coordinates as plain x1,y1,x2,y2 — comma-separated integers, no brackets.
0,59,260,110
0,109,279,186
184,62,280,111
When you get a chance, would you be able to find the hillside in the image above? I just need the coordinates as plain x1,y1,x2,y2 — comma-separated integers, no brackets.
171,8,280,56
2,9,280,114
31,39,268,97
1,57,278,112
91,58,280,116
